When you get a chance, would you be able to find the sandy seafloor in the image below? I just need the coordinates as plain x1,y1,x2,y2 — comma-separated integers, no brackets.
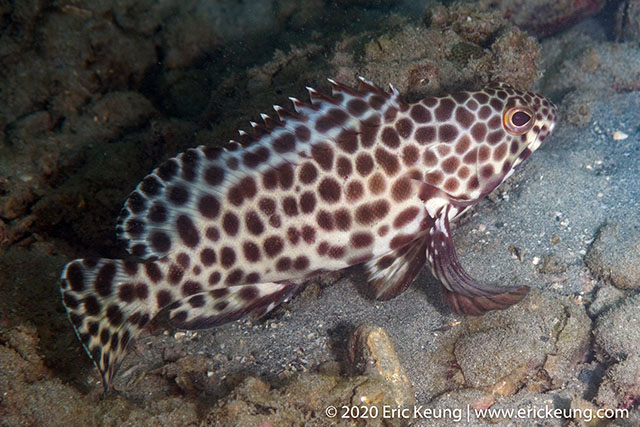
1,0,639,426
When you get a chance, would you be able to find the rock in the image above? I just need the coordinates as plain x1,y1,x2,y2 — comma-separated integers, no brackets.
204,325,416,425
537,253,568,274
62,91,155,143
336,2,541,102
542,36,640,98
569,397,602,424
161,354,216,395
544,300,592,388
0,0,45,57
334,0,399,6
424,389,493,425
594,294,640,362
161,0,321,69
588,285,626,317
454,326,545,389
0,6,158,223
348,324,416,407
596,355,640,410
414,288,591,404
616,0,640,42
586,223,640,290
208,373,408,426
0,324,48,380
450,289,590,394
0,323,99,425
489,27,541,87
162,346,186,363
561,90,595,128
477,0,607,38
5,111,53,142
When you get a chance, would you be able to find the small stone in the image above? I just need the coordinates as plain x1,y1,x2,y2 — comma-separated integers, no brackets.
612,130,629,140
161,355,213,394
537,254,567,274
491,377,517,396
163,346,185,363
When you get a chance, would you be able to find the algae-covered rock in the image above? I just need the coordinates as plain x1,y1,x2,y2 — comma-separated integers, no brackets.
421,288,590,400
331,2,541,102
477,0,606,38
207,373,407,426
594,295,640,362
596,355,640,411
616,0,640,42
588,285,626,318
541,35,640,99
585,223,640,291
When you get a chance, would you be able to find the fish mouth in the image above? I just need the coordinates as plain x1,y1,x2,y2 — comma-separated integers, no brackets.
508,126,542,175
522,128,541,162
530,125,543,149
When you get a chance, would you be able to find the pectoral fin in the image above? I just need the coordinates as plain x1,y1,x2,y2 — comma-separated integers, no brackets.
426,207,529,315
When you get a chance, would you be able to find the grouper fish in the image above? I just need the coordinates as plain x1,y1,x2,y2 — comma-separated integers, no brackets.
60,78,558,389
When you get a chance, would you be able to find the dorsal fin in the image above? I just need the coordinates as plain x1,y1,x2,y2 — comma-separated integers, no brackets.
116,79,401,261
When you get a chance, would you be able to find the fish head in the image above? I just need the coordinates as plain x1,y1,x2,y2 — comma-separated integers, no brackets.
440,83,559,200
493,83,558,172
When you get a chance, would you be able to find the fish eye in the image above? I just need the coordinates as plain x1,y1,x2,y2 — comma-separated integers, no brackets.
503,106,534,135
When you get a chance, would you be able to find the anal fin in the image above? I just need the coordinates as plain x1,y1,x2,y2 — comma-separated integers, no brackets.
427,207,529,316
168,282,299,330
365,237,427,300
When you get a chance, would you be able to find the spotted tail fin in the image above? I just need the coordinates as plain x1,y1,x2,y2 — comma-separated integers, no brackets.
60,258,164,390
60,258,300,389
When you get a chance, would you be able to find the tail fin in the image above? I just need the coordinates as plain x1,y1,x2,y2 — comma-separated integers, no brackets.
60,258,301,390
60,258,162,390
